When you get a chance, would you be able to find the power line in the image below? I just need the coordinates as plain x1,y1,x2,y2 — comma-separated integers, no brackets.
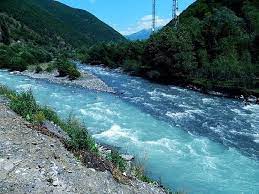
152,0,156,33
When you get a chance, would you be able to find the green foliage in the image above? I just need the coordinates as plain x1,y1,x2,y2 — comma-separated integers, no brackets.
86,41,146,70
85,0,258,93
61,118,98,154
0,85,16,99
55,57,81,80
35,66,43,73
45,63,56,73
0,43,52,71
9,90,39,122
33,111,46,125
106,150,127,172
0,0,126,48
40,106,61,125
0,85,98,154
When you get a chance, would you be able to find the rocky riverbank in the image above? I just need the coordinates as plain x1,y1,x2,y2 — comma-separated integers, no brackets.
17,70,115,93
0,102,165,194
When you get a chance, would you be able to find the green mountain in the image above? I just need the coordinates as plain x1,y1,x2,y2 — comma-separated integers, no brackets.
0,0,125,48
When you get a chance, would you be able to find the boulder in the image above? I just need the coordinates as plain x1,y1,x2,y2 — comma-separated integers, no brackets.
120,154,134,161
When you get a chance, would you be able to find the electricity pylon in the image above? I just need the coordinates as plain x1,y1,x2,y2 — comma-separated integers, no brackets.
152,0,156,33
172,0,179,28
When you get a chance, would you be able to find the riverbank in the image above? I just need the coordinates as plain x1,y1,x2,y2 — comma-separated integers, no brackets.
0,99,166,194
18,69,115,93
86,63,259,104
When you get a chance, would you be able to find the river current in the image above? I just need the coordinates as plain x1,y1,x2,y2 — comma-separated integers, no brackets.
0,64,258,194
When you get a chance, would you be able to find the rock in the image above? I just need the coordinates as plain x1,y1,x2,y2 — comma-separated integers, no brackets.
120,154,134,161
247,95,257,103
89,168,96,172
10,71,21,75
4,163,15,172
0,103,165,194
42,120,70,140
52,180,59,186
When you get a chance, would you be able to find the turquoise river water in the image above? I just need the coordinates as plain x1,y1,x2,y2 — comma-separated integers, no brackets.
0,64,258,194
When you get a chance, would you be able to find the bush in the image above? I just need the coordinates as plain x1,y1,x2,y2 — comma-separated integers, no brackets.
45,63,56,72
106,150,127,172
67,65,81,80
55,57,81,80
61,118,98,153
0,43,52,71
40,106,61,125
33,111,46,125
9,90,39,122
35,66,43,73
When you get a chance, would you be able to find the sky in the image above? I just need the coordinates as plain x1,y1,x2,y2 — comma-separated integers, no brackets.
57,0,195,35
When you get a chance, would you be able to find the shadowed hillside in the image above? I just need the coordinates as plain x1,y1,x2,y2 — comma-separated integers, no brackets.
0,0,126,47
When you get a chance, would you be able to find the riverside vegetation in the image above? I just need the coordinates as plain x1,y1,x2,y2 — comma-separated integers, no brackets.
83,0,259,98
0,85,179,193
0,0,126,79
0,13,80,80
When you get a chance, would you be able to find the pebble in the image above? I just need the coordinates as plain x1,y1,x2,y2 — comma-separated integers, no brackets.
52,181,59,186
21,70,115,93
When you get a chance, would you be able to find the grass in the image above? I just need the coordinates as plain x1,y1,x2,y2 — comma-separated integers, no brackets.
106,150,127,172
0,85,98,154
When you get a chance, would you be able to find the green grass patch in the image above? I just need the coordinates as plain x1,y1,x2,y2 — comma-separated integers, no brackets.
106,150,127,172
0,85,97,154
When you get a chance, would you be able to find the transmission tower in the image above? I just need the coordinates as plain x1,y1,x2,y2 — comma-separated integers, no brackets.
172,0,179,28
152,0,156,33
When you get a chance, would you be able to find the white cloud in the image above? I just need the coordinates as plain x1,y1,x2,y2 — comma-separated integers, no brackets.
89,0,96,4
120,15,171,35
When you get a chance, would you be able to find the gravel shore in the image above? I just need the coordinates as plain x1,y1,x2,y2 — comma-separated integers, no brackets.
0,102,165,194
20,70,115,93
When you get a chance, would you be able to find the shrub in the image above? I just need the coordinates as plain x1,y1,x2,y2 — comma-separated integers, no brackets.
33,111,46,125
35,66,43,73
9,90,39,122
40,106,61,125
107,150,127,172
55,57,81,80
61,118,98,153
45,63,56,73
67,65,81,80
9,55,28,71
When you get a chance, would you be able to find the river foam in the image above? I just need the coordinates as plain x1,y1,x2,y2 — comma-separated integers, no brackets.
0,66,258,194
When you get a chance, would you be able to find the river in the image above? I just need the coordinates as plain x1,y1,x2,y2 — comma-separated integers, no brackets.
0,64,258,194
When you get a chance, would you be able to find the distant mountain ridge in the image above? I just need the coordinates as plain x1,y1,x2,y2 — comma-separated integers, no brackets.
0,0,126,48
126,28,161,41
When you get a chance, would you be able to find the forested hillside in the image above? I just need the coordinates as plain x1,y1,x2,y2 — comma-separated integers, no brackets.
85,0,259,97
0,0,125,48
0,0,126,75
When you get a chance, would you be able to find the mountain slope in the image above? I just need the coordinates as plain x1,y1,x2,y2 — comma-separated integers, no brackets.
0,0,126,47
143,0,259,91
126,28,162,41
126,29,153,41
